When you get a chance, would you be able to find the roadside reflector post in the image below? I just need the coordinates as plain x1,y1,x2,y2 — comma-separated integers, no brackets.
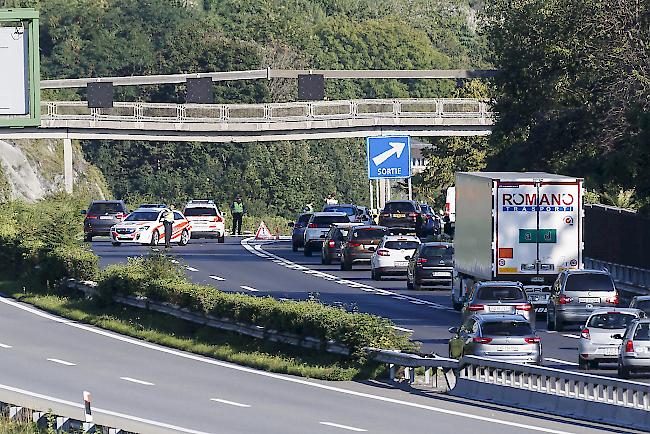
83,391,93,423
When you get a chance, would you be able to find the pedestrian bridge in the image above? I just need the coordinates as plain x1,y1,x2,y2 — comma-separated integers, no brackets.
0,98,493,143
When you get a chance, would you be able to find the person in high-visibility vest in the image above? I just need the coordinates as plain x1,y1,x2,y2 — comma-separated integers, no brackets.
162,208,174,248
231,195,245,235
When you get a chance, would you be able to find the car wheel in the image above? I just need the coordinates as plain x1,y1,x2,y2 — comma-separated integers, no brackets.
84,234,93,242
304,246,312,257
218,234,225,243
178,229,190,246
413,280,422,291
546,309,555,331
322,253,331,265
111,241,121,247
150,230,159,246
406,279,413,290
578,357,588,371
589,360,599,370
292,243,298,252
371,268,381,281
618,364,631,379
554,315,564,332
340,258,351,271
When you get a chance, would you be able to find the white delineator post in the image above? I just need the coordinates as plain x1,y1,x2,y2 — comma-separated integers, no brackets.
63,138,73,193
83,391,92,423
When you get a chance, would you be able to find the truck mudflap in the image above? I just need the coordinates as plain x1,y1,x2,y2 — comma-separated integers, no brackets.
524,285,551,312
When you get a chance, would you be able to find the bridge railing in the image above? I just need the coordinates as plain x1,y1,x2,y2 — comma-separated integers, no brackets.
41,98,492,124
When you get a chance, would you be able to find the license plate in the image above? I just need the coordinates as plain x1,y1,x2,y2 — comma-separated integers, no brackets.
100,216,113,220
489,305,512,312
493,345,519,352
432,271,451,277
392,213,405,218
603,347,618,355
579,297,600,303
395,261,408,267
118,236,131,240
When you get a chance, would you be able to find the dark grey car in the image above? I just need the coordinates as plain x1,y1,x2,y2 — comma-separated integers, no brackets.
289,212,312,251
82,200,129,241
406,242,453,290
547,269,618,331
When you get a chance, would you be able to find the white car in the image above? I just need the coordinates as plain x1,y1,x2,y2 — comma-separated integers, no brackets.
183,200,225,243
110,208,191,246
370,235,421,280
303,212,350,256
578,308,644,370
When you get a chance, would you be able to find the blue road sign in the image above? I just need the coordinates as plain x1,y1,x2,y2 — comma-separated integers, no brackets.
366,136,411,180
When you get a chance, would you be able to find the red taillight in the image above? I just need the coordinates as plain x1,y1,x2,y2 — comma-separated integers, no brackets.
115,213,126,220
473,337,492,344
380,213,389,218
525,337,541,344
580,328,590,340
376,249,390,256
308,223,317,228
625,340,634,353
515,303,532,311
468,304,484,311
606,294,619,305
416,258,428,264
559,295,573,304
328,240,335,248
445,203,450,214
86,214,98,219
348,242,361,247
213,215,223,223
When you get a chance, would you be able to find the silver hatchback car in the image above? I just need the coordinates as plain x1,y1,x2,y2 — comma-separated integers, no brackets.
617,319,650,379
448,314,542,364
578,308,643,370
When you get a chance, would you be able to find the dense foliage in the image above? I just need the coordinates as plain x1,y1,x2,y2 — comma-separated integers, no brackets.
483,0,650,211
1,0,488,214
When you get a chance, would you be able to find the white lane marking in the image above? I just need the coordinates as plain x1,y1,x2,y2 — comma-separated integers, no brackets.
186,266,199,272
209,275,225,281
0,382,209,434
320,422,367,432
210,398,251,408
0,343,11,349
170,259,180,264
1,297,588,434
562,334,580,339
47,358,76,366
240,285,259,292
545,358,579,366
120,377,155,386
391,326,414,333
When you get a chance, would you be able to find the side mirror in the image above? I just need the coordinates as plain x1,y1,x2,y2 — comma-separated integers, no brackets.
368,246,376,252
288,222,294,228
448,327,459,334
80,210,87,215
612,334,624,340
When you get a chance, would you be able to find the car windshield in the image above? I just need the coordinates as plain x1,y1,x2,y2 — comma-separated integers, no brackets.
476,286,526,301
421,246,454,262
383,202,416,213
298,214,312,224
324,205,355,216
89,202,123,214
635,300,650,315
587,313,637,329
565,274,614,292
124,211,159,222
633,323,650,340
482,321,533,336
352,228,389,240
312,215,350,226
184,207,218,217
384,240,419,250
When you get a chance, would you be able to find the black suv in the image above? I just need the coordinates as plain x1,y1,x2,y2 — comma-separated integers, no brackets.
82,200,129,241
378,200,424,234
407,242,454,290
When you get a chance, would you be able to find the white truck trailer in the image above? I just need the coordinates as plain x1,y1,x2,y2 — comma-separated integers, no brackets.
452,172,584,312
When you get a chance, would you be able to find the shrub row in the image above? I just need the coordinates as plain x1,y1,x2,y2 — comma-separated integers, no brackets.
98,254,414,359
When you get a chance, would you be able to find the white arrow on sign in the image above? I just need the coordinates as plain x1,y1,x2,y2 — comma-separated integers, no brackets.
372,141,406,166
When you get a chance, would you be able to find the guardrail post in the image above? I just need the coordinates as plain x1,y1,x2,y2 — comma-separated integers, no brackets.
404,367,411,383
389,363,395,380
424,367,431,385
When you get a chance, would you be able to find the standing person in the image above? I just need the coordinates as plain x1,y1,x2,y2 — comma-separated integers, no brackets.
162,207,175,248
325,192,338,205
231,195,245,236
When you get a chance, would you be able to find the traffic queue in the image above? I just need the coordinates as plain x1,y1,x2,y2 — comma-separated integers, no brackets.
289,172,650,378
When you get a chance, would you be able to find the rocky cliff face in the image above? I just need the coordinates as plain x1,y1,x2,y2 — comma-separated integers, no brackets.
0,139,110,202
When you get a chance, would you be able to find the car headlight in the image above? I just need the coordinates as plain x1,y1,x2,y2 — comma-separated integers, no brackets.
139,226,150,231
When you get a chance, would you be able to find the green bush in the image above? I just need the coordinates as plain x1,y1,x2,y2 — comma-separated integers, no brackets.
98,254,414,358
41,245,99,282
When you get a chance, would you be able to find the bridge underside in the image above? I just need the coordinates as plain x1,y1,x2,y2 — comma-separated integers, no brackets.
0,120,491,143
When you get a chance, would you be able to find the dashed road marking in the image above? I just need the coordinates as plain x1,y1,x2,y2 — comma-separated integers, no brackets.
391,326,414,333
545,358,579,366
47,358,76,366
319,422,367,432
240,285,259,292
171,259,180,264
120,377,154,386
210,398,251,408
562,334,580,339
0,343,11,349
209,275,225,281
186,266,199,272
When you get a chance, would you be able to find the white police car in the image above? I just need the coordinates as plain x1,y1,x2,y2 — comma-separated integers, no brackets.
110,207,191,247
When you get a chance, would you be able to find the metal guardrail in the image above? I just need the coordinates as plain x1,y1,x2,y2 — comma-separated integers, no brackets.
585,257,650,291
369,348,650,430
41,98,492,124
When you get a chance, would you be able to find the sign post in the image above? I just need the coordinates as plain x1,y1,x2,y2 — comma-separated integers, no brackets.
366,136,411,209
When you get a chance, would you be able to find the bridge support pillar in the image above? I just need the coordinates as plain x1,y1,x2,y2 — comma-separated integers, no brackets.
63,138,73,193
